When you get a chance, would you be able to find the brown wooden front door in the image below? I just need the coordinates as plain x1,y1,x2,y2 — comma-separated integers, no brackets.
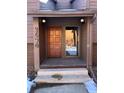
48,26,62,57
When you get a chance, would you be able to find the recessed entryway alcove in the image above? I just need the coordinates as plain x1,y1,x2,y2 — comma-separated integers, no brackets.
38,17,89,68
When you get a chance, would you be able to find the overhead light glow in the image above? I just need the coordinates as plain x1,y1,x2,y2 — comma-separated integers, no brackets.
42,19,46,23
80,18,84,23
39,0,48,3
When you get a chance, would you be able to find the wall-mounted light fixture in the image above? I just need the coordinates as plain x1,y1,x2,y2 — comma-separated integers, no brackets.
39,0,48,3
80,18,84,23
42,19,46,23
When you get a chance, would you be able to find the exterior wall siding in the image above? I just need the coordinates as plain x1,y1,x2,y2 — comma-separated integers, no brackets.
92,19,97,43
92,18,97,65
27,0,35,71
27,15,33,43
92,43,97,66
89,0,97,9
27,0,39,13
27,43,34,73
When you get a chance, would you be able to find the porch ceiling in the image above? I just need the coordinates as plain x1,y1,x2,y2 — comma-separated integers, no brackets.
27,10,95,17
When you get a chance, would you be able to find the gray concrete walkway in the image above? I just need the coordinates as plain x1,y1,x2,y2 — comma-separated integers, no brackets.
34,84,88,93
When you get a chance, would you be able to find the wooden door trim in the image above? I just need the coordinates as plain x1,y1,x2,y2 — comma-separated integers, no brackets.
33,18,40,71
86,17,93,68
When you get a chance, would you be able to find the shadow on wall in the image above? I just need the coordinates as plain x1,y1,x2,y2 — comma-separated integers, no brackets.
40,0,56,10
39,0,87,10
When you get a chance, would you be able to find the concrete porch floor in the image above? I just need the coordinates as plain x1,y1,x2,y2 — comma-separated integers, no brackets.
40,58,86,68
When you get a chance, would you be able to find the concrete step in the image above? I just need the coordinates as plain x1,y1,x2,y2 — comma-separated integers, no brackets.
34,74,91,83
34,68,90,83
37,68,88,76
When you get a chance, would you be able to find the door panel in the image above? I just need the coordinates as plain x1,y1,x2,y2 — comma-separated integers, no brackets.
48,26,62,57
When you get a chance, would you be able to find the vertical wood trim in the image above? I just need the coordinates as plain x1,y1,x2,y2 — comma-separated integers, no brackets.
89,19,93,66
86,18,90,68
86,17,92,68
45,25,48,58
61,26,65,58
33,18,40,71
